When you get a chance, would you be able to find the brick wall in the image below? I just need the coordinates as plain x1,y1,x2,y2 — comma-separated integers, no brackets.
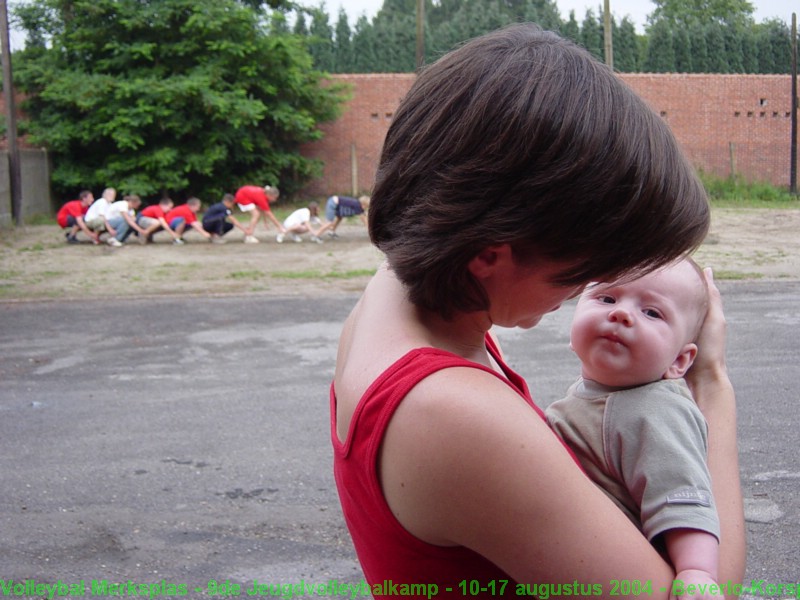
301,73,797,197
300,74,414,197
626,74,794,187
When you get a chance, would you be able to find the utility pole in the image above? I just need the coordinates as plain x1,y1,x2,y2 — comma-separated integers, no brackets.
603,0,613,70
0,0,22,225
416,0,425,70
791,13,797,195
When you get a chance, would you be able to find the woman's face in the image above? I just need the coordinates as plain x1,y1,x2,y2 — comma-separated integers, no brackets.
483,252,585,329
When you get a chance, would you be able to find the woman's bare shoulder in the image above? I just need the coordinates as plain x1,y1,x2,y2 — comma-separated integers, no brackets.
333,268,431,438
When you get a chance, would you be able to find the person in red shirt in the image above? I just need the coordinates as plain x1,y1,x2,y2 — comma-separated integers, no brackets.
164,197,212,244
233,185,285,243
137,197,182,244
57,190,99,244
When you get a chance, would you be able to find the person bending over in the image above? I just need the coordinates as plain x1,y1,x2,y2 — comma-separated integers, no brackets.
233,185,285,243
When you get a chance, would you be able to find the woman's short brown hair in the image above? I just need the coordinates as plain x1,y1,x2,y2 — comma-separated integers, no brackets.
369,24,709,320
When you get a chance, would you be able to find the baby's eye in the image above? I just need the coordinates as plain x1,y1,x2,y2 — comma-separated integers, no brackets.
598,295,615,304
643,308,662,319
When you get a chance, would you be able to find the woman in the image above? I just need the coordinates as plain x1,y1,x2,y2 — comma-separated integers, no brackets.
330,25,744,597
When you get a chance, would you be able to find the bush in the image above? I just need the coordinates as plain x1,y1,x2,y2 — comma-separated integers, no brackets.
699,172,798,207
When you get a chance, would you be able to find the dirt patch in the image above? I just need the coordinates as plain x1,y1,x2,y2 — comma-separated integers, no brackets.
694,208,800,280
1,207,798,302
0,220,384,301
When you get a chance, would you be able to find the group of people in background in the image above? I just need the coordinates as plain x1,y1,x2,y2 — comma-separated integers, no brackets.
56,185,370,247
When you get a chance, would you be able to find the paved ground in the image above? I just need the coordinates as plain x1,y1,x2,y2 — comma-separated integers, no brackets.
0,280,798,597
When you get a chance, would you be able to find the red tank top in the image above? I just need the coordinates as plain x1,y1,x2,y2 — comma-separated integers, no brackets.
330,336,553,597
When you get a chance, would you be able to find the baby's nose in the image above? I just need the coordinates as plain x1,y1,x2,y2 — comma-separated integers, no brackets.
608,306,633,326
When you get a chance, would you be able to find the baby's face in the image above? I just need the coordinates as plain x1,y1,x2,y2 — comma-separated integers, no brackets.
569,261,702,388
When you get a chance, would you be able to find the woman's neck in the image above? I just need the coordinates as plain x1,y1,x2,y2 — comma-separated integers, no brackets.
372,265,493,366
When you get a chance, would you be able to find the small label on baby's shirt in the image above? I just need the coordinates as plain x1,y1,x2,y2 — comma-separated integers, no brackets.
666,488,711,506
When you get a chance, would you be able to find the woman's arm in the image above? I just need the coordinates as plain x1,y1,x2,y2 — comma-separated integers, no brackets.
381,368,676,596
685,269,746,597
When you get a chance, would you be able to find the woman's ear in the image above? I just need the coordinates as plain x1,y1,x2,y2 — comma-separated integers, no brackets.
663,343,698,379
467,244,512,279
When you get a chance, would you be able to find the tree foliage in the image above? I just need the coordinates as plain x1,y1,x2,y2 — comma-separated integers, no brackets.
580,8,603,61
614,17,640,72
8,0,797,204
672,26,692,73
12,0,346,200
644,19,676,72
705,21,731,73
649,0,755,27
290,0,794,76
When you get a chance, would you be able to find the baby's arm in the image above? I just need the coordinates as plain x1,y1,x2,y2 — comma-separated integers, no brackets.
665,528,721,599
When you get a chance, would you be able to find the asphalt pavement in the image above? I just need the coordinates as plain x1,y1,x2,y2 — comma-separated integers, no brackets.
0,280,797,597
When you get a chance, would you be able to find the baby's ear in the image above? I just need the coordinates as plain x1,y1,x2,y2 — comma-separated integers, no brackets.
663,343,698,379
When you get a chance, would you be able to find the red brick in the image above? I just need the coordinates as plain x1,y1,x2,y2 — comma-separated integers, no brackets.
301,73,797,196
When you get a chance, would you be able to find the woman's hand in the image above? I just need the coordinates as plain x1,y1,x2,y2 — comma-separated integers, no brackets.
684,267,745,596
686,268,729,397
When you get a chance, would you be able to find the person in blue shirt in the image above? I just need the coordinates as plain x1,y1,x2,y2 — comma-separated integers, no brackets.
202,194,248,244
317,195,370,238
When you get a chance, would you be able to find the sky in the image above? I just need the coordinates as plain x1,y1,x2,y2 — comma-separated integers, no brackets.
324,0,796,31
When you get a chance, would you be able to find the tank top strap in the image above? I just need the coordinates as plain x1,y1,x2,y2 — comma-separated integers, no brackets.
332,338,544,458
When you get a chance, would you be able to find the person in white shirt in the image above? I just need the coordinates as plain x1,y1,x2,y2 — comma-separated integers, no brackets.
277,201,325,244
84,188,117,242
106,194,147,246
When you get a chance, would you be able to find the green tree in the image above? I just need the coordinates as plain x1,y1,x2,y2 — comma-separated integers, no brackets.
457,0,509,39
351,14,378,73
370,13,416,72
705,21,730,72
430,17,465,59
308,6,335,71
614,16,640,72
523,0,562,31
740,26,758,73
333,8,353,73
643,19,675,72
293,10,309,36
375,0,417,19
688,22,709,72
580,8,603,61
673,26,692,72
425,0,512,57
13,0,345,199
561,10,580,44
427,0,462,29
269,10,290,35
756,19,792,73
649,0,755,28
724,25,745,73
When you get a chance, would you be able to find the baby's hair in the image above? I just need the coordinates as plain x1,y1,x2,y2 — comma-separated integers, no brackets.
684,256,710,342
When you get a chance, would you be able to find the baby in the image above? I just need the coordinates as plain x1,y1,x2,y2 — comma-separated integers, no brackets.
547,258,721,597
